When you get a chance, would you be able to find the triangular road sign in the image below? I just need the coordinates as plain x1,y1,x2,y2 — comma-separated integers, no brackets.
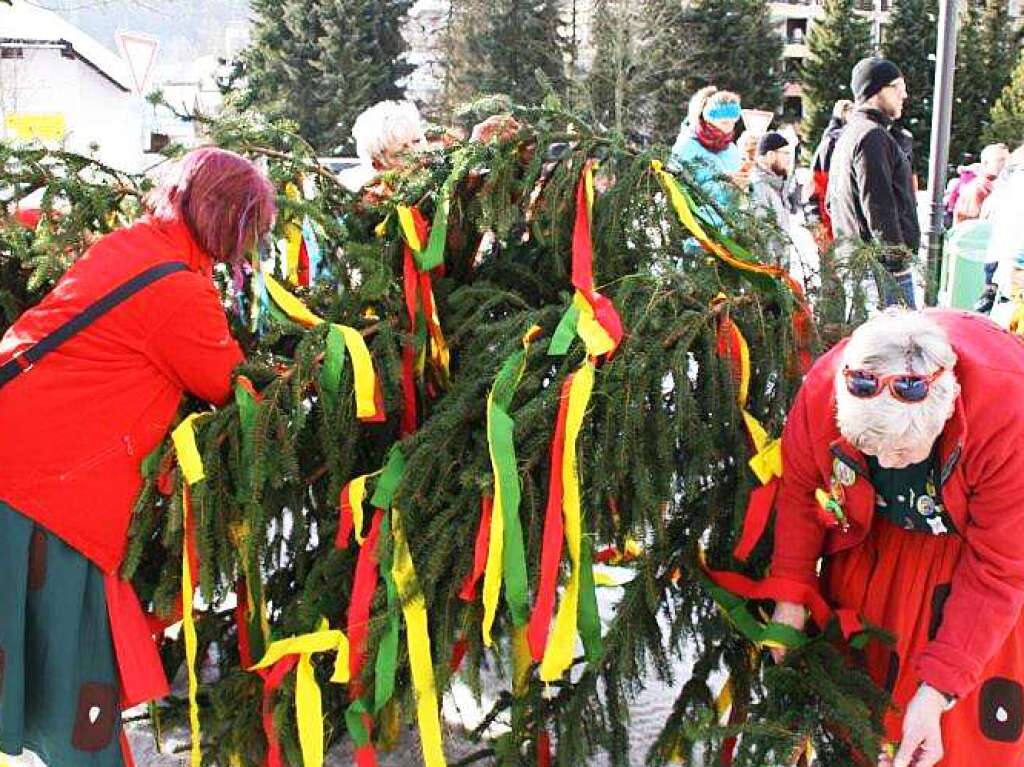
116,31,160,96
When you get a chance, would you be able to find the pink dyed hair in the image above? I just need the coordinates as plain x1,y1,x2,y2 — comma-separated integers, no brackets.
147,147,277,263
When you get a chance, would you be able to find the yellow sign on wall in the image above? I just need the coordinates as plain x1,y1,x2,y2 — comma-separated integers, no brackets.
4,112,67,141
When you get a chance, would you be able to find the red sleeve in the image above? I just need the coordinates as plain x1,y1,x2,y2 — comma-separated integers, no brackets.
144,278,243,407
916,437,1024,698
771,382,827,587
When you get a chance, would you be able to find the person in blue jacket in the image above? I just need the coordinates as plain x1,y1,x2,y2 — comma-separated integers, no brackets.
669,86,748,216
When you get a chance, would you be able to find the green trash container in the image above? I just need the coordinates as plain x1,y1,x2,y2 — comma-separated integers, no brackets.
941,220,993,310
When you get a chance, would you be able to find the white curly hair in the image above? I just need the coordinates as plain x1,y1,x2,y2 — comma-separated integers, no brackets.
351,100,426,167
835,309,959,456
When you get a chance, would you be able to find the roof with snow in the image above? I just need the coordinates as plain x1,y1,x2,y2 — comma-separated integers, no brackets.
0,0,132,91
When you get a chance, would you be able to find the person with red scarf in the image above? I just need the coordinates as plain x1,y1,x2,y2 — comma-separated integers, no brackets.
0,147,276,767
669,87,747,219
770,308,1024,767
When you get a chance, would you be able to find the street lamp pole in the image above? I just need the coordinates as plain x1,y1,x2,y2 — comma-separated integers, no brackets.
924,0,959,305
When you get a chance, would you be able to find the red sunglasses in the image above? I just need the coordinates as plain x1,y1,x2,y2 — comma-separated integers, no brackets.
842,366,946,404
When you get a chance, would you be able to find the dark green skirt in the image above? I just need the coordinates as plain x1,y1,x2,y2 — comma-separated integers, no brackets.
0,501,125,767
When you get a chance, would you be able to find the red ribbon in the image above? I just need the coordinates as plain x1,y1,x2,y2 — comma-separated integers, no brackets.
731,481,779,564
527,374,573,661
401,248,421,437
297,238,310,287
459,495,494,601
348,509,385,696
704,568,833,634
258,654,300,767
450,635,469,672
571,161,624,354
236,577,253,668
537,729,552,767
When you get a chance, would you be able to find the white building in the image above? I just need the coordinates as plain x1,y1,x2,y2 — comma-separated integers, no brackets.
0,0,153,171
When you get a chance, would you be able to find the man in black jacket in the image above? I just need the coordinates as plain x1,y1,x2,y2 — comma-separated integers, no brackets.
828,57,919,308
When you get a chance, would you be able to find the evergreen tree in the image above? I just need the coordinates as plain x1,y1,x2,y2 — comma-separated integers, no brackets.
986,48,1024,146
0,104,892,767
235,0,412,152
587,0,691,142
461,0,569,105
883,0,938,175
951,1,988,164
800,0,872,144
681,0,786,111
951,0,1015,164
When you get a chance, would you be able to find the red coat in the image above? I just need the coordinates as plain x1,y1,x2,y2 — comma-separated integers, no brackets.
0,217,243,573
772,308,1024,698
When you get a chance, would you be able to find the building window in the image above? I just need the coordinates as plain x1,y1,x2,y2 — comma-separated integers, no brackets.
1,47,25,59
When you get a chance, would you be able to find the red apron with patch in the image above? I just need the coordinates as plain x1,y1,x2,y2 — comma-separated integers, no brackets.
824,516,1024,765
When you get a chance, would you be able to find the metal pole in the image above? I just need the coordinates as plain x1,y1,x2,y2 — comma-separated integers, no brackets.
924,0,959,306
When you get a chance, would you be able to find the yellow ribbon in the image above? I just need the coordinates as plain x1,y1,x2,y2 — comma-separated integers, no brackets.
260,275,381,418
480,390,507,647
713,298,784,486
540,361,596,681
572,292,616,358
391,508,446,767
172,413,206,486
264,271,323,328
396,205,423,252
512,625,531,697
651,160,713,244
250,619,351,767
715,676,734,723
347,474,370,546
171,413,206,767
284,183,304,285
337,325,379,420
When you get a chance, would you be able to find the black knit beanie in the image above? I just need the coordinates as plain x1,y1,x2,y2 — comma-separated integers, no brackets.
850,57,903,103
757,132,789,156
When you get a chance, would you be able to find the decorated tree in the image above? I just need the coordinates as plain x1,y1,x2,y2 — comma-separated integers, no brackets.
800,0,872,144
0,100,888,767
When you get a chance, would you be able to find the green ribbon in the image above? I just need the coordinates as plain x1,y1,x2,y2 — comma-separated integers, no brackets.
371,446,406,510
374,515,400,713
345,699,372,747
549,303,581,357
487,346,531,626
320,324,347,413
577,537,603,663
418,195,449,271
417,150,472,271
698,571,809,650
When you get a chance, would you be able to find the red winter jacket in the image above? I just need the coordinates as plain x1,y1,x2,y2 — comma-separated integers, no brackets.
772,308,1024,698
0,216,243,573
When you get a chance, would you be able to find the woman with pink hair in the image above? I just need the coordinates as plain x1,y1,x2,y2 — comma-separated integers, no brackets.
0,147,275,767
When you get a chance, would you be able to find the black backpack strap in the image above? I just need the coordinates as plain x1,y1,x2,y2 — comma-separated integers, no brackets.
0,261,190,389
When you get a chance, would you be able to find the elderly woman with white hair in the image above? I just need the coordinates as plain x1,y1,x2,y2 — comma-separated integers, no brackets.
770,308,1024,767
338,100,428,193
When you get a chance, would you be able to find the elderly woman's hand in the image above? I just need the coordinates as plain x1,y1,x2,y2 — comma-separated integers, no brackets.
892,684,949,767
768,600,807,663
